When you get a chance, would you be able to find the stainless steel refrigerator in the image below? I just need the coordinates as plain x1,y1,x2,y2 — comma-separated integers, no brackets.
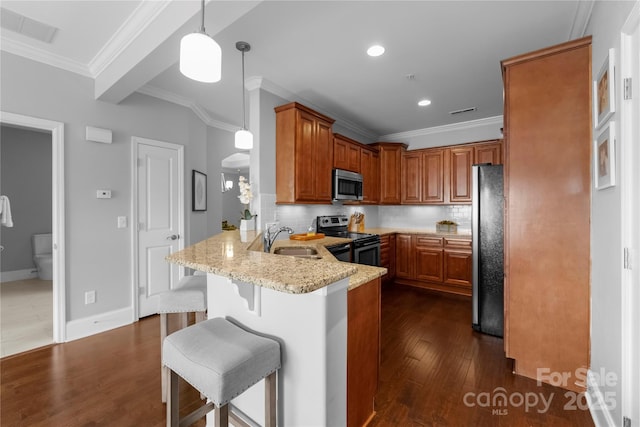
471,164,504,337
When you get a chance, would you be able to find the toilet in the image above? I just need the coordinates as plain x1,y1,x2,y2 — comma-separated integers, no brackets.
32,233,53,280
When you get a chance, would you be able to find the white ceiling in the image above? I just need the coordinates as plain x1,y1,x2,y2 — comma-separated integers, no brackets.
0,0,593,141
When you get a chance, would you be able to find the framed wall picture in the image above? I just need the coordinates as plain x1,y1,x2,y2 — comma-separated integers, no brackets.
594,122,616,190
594,48,615,129
192,170,207,211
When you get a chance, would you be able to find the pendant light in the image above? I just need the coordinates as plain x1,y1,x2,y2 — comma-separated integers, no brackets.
179,0,221,83
234,41,253,150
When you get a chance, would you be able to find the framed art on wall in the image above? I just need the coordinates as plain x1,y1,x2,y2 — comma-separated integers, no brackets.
594,122,616,190
192,170,207,211
594,48,616,129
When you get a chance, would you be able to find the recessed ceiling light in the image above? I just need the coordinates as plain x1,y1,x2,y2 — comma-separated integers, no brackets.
367,45,385,57
418,99,432,107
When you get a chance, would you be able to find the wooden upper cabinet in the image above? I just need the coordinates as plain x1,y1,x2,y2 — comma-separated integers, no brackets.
275,102,335,204
372,142,407,205
397,142,503,206
449,146,473,203
361,147,379,204
401,152,422,204
422,148,445,204
474,140,503,165
334,134,362,173
402,148,445,204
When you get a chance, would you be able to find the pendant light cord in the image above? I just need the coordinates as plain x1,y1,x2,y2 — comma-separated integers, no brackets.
199,0,206,33
241,49,247,130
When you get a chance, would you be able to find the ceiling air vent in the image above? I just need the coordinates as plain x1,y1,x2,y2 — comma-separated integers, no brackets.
449,107,477,115
1,8,58,43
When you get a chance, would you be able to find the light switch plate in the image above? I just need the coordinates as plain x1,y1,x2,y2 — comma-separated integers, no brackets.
117,216,127,228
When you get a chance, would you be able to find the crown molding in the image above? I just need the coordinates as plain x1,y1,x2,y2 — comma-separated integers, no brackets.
246,76,379,142
379,115,503,141
568,0,594,39
137,84,238,132
0,37,91,77
88,1,172,77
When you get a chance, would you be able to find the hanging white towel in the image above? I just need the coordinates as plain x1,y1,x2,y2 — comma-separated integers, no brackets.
1,195,14,227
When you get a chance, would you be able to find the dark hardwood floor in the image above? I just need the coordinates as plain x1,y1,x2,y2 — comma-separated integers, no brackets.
1,285,594,426
371,284,594,427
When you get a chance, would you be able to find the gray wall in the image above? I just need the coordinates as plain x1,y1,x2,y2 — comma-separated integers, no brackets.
205,126,238,236
0,51,212,321
221,171,244,227
0,125,52,272
586,1,637,425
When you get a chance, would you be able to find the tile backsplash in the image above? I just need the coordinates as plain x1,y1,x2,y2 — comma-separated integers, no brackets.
378,205,471,231
272,203,470,234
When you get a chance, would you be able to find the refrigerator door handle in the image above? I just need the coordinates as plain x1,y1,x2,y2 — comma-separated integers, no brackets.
471,165,480,327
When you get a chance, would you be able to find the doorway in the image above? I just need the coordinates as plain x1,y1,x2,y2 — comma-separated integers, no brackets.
0,111,66,349
221,152,250,230
620,3,640,424
132,137,184,319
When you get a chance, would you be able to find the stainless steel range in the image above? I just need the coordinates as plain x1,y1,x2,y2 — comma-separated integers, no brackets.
316,215,380,266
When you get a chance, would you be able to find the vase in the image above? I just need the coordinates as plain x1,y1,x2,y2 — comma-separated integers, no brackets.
240,219,254,231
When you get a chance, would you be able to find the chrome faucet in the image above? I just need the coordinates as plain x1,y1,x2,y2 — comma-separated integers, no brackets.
264,225,294,252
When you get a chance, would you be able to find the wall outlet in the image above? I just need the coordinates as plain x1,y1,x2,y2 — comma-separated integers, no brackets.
85,290,96,304
265,221,279,231
96,190,111,199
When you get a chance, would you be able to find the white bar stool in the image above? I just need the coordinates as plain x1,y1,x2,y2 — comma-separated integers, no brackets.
158,273,207,402
163,317,281,427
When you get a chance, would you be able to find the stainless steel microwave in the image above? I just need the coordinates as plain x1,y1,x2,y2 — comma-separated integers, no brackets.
332,169,363,201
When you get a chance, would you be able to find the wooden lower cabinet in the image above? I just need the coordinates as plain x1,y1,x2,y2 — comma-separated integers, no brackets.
443,251,472,287
348,278,381,427
414,235,445,287
379,234,395,283
394,234,414,279
394,234,472,296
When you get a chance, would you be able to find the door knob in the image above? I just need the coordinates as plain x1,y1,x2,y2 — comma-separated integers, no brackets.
166,234,179,240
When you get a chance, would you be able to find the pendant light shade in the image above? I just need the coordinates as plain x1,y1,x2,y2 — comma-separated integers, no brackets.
234,129,253,150
234,41,253,150
179,0,221,83
180,32,221,82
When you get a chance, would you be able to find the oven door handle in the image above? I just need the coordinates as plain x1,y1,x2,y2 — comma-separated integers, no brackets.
329,243,351,252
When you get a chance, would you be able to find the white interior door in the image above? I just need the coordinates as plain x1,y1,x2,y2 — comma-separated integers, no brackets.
621,5,639,425
134,137,184,318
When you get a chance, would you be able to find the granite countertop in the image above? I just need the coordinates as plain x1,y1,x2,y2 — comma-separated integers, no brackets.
166,230,387,294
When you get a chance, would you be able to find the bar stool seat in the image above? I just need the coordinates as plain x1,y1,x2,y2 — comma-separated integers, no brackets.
158,273,207,402
163,317,281,427
158,274,207,314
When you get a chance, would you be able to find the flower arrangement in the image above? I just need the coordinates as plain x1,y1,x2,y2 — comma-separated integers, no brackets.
238,176,254,220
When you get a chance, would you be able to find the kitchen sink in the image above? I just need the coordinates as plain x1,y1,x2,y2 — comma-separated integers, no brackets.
272,246,322,259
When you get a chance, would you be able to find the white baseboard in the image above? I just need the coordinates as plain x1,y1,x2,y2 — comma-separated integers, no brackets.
587,369,617,427
65,307,133,342
0,269,38,282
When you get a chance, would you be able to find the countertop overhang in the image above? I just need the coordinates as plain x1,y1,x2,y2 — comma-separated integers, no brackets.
165,230,384,294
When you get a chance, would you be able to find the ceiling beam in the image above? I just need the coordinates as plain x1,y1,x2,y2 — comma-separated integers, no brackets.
94,0,261,104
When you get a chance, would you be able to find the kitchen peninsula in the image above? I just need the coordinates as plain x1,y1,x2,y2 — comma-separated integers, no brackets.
166,230,386,426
